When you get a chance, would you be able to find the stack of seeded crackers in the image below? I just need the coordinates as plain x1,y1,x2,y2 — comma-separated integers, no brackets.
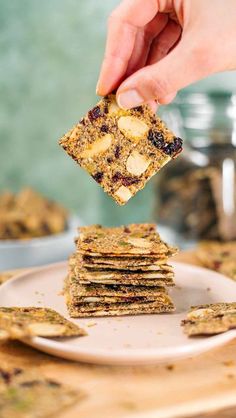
64,223,178,317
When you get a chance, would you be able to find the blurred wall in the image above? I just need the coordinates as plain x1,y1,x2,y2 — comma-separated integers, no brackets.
1,0,236,225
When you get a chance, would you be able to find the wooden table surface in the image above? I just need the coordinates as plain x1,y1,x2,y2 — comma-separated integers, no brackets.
0,251,236,418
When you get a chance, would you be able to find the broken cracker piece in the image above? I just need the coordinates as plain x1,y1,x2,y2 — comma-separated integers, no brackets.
59,95,182,205
0,307,86,341
182,303,236,336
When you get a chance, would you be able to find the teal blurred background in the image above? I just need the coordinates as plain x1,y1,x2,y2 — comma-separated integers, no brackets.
1,0,236,226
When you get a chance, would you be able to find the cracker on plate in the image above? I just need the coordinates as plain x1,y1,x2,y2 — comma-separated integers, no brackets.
66,276,168,304
80,254,172,269
0,307,86,341
77,224,178,256
81,261,172,271
59,95,182,205
182,303,236,336
67,280,167,298
66,293,175,318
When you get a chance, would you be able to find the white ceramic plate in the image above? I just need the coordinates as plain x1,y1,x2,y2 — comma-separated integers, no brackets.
0,261,235,365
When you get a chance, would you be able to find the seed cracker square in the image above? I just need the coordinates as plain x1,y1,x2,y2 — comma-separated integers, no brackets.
77,223,178,256
182,303,236,336
59,94,183,205
66,273,169,304
81,254,172,270
65,290,175,317
0,307,86,341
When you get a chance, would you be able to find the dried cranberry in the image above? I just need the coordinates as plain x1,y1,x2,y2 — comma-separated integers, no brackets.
124,226,131,233
133,106,143,113
213,260,222,270
112,172,139,186
0,369,11,384
162,137,183,156
93,172,104,183
83,238,93,244
123,297,140,303
122,177,139,186
112,172,122,182
114,146,121,159
88,106,102,121
100,124,109,133
148,130,164,149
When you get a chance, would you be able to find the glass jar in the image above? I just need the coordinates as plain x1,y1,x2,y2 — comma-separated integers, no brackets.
154,92,236,246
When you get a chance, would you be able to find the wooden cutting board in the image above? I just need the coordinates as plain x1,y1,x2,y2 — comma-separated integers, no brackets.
0,251,235,418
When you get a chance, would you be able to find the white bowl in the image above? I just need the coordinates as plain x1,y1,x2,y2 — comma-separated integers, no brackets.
0,216,81,270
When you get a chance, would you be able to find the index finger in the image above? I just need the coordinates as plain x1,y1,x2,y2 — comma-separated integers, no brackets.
96,0,158,95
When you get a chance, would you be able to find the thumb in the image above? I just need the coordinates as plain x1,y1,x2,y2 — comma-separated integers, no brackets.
116,39,215,108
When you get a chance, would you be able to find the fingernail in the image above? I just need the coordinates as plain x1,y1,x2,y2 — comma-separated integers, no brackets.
96,81,100,95
117,89,144,109
148,101,158,113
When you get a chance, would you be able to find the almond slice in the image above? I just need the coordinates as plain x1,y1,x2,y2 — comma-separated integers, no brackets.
28,322,67,337
127,237,152,248
109,100,120,114
115,186,132,203
126,151,150,176
83,297,100,303
81,134,113,158
187,308,214,320
118,116,149,142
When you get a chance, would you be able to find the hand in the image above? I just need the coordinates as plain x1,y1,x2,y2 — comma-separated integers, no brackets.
97,0,236,109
